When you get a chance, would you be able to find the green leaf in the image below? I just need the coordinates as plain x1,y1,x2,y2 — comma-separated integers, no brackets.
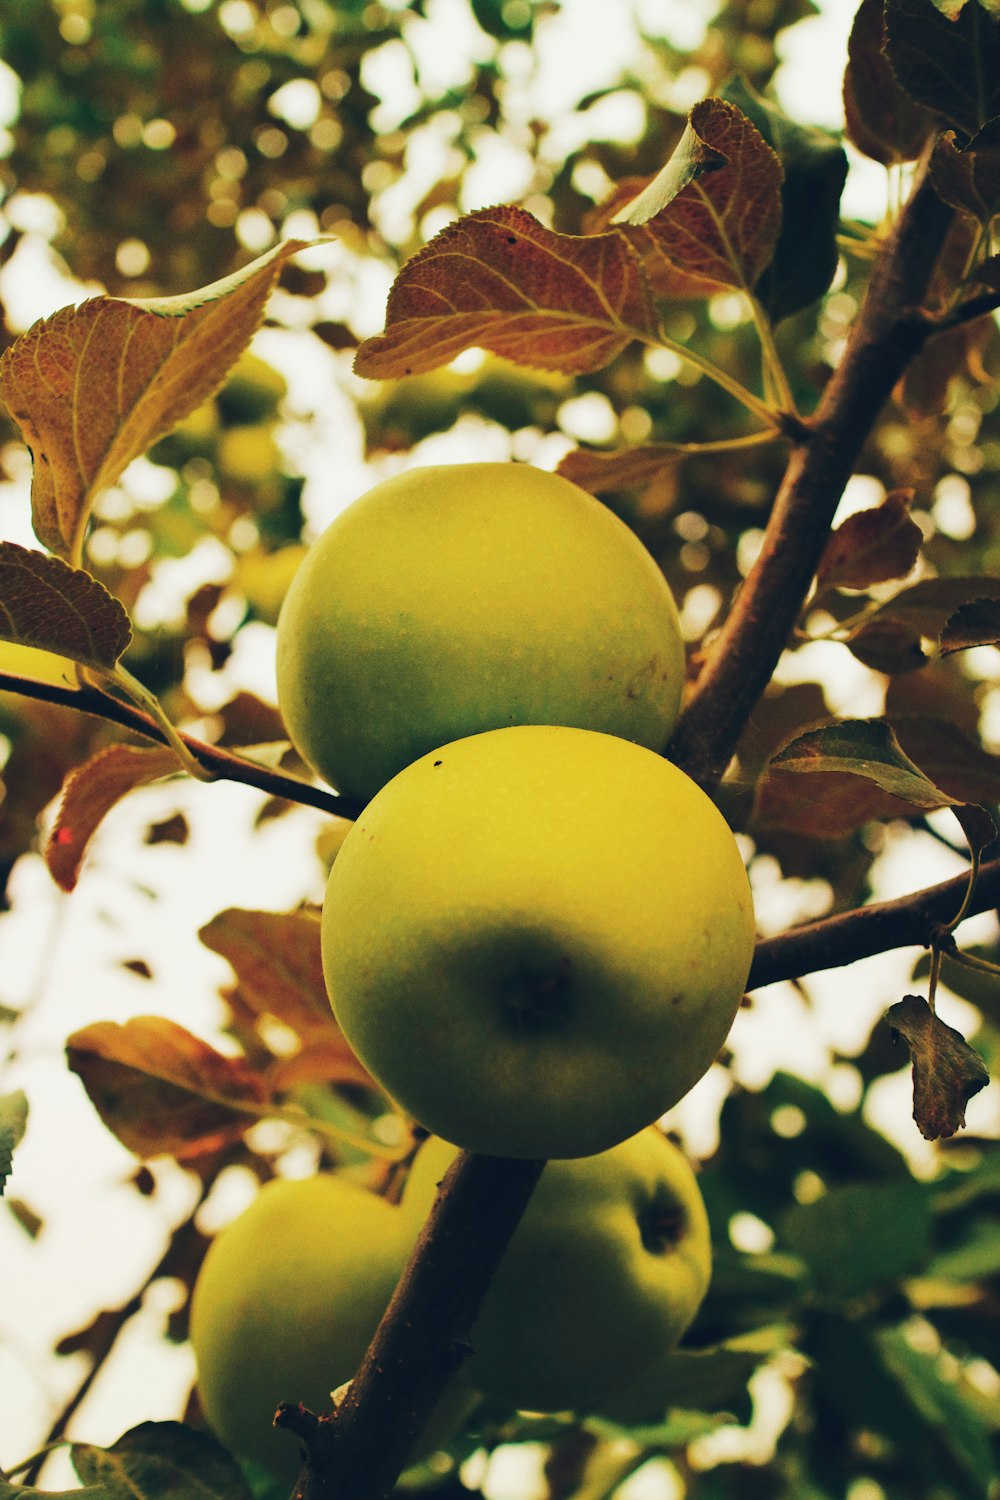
721,76,848,321
876,1324,997,1495
0,543,132,671
886,994,990,1140
781,1180,932,1298
926,1217,1000,1278
0,1090,28,1195
70,1423,253,1498
885,0,1000,139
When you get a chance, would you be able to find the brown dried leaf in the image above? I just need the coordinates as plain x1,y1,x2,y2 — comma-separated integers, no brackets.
46,743,181,892
614,97,783,298
0,240,309,559
754,766,917,839
844,0,936,163
891,714,1000,804
930,121,1000,222
0,542,132,669
66,1016,268,1159
270,1036,372,1092
766,718,960,809
816,489,922,592
886,994,990,1139
353,204,657,379
940,598,1000,654
846,574,1000,673
556,443,686,497
199,906,343,1043
144,812,190,847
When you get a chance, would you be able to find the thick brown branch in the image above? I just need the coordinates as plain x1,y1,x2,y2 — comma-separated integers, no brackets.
749,856,1000,991
667,166,956,793
0,670,359,819
280,1152,544,1500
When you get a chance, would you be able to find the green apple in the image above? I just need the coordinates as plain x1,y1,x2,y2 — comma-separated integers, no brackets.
190,1174,469,1484
402,1129,712,1413
322,724,755,1159
275,462,684,804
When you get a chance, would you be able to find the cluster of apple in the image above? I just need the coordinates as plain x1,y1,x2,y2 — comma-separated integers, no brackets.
189,462,755,1479
191,1128,712,1484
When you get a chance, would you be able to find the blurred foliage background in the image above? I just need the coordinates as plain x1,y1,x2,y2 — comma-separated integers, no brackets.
0,2,999,1498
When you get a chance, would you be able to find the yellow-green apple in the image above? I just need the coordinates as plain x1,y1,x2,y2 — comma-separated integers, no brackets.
402,1129,712,1413
322,724,755,1159
190,1174,470,1484
275,462,684,804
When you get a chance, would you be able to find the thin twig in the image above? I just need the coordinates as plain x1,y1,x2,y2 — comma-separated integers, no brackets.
0,670,359,819
748,855,1000,991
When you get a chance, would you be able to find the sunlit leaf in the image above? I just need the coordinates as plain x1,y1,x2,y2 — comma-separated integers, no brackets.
0,542,132,670
885,0,1000,138
66,1016,268,1159
722,77,848,320
886,994,990,1139
0,1090,28,1195
353,205,658,378
0,241,309,559
815,489,922,592
614,97,783,298
844,0,936,162
72,1421,253,1500
46,743,182,892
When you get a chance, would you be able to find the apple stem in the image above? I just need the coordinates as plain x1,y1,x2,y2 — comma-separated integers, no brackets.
282,1150,545,1500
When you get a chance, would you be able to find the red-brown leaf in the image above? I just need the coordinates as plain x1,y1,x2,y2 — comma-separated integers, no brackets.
614,97,783,298
66,1016,268,1160
199,906,344,1044
0,241,309,559
353,204,658,379
816,489,922,592
46,743,182,892
556,443,686,496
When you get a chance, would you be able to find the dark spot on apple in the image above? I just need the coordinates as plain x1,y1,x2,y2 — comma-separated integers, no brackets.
501,955,573,1032
433,759,443,767
639,1202,686,1255
668,992,683,1008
